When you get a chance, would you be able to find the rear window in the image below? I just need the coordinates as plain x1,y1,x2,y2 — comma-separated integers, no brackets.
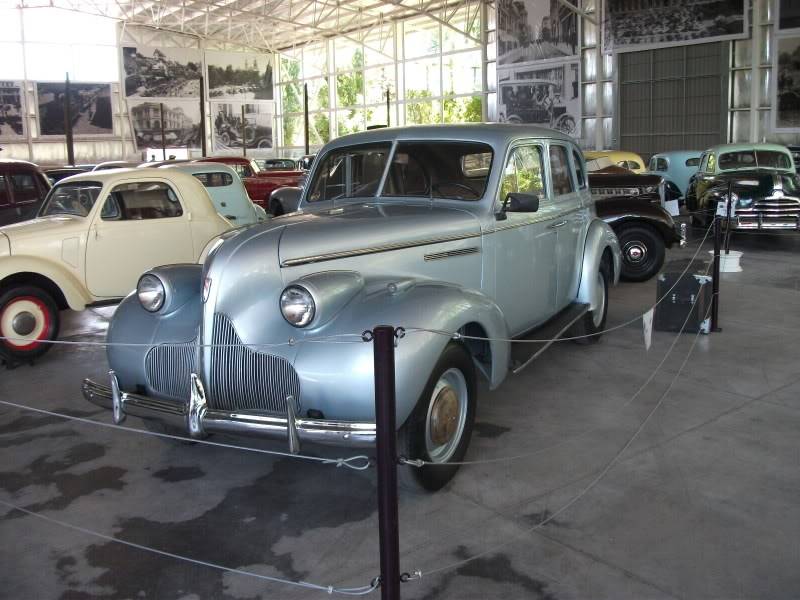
101,181,183,220
718,150,792,171
193,172,233,187
308,143,391,202
39,181,103,217
382,142,493,200
685,157,700,167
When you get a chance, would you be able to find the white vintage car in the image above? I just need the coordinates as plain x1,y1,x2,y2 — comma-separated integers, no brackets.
0,168,233,362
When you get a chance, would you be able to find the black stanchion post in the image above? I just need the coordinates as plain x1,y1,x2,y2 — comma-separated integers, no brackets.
724,180,733,254
303,83,310,156
159,102,167,161
372,325,401,600
63,73,75,166
711,214,721,332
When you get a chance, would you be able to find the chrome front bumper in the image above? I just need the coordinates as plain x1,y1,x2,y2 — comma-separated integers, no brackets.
82,372,377,450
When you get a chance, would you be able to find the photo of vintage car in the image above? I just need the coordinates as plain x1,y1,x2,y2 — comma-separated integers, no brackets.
0,168,234,363
686,143,799,229
82,124,621,491
499,79,577,134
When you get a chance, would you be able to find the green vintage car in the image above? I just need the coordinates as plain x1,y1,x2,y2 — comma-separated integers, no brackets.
686,143,799,229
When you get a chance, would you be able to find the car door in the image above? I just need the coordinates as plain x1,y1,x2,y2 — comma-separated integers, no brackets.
491,142,558,334
553,144,588,308
85,179,194,298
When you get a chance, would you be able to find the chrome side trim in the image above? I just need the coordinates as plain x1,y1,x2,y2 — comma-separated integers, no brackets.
280,230,482,267
423,246,480,261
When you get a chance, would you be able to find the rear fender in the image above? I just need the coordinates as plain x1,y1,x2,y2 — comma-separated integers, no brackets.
294,279,509,425
578,219,621,310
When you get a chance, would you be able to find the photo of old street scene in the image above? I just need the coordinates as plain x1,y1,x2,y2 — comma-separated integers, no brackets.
128,100,201,149
37,82,112,136
212,102,273,149
497,61,580,136
0,81,24,138
603,0,745,52
123,46,202,97
497,0,577,65
207,51,274,100
777,36,800,129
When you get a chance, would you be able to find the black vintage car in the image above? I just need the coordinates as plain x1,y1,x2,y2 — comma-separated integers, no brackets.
587,159,683,281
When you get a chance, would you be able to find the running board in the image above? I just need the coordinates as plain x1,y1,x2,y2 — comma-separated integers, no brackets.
511,302,589,374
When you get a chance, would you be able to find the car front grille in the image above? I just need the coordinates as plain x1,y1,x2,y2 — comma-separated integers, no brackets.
145,340,197,400
209,313,301,415
736,196,800,228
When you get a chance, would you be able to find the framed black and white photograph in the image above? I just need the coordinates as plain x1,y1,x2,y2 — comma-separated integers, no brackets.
206,51,274,100
778,0,800,31
123,46,202,97
0,81,25,139
211,101,273,150
36,82,113,136
603,0,746,53
497,61,580,137
775,36,800,131
497,0,578,66
128,99,201,149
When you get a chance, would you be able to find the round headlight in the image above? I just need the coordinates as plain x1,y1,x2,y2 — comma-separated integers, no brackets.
137,274,165,312
280,285,315,327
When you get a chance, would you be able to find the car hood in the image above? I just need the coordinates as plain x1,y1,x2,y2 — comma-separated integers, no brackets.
276,201,481,267
0,215,86,249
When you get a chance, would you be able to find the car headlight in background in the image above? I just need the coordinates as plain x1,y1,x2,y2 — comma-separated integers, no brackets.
280,285,316,327
137,274,165,312
737,197,753,208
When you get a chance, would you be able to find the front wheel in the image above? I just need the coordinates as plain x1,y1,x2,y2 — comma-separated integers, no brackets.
570,259,609,345
398,342,476,492
0,286,60,362
617,224,665,282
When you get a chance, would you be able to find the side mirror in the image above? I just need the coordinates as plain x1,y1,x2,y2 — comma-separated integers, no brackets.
504,192,539,213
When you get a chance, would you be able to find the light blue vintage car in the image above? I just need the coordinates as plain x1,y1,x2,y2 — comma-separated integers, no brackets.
646,151,702,199
160,162,268,225
83,124,621,490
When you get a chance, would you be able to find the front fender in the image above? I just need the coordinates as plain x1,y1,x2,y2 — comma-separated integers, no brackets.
294,279,509,426
577,219,621,310
0,256,91,310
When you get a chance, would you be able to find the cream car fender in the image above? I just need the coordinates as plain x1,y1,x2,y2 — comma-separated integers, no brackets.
0,255,92,310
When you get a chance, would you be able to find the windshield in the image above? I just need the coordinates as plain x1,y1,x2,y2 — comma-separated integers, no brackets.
718,150,793,171
307,143,392,202
39,181,103,217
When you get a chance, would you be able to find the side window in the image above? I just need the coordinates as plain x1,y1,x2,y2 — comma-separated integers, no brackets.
655,158,668,171
0,176,9,207
9,172,41,204
685,157,700,168
193,172,233,187
499,145,546,204
101,181,183,221
549,145,574,196
706,154,716,173
571,148,587,189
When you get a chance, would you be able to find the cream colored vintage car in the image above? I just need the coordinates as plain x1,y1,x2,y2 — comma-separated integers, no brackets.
0,168,233,362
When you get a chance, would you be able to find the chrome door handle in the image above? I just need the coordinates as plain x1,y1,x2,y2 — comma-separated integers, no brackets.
549,220,568,229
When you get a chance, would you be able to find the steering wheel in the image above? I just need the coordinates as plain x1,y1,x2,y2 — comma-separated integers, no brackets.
431,181,480,200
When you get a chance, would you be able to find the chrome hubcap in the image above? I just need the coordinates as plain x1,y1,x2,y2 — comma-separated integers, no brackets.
425,368,468,463
624,241,648,264
12,312,36,336
592,271,606,327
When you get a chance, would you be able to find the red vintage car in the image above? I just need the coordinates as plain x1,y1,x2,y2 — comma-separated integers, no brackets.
196,156,303,213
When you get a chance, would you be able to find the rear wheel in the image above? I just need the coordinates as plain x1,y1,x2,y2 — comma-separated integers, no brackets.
0,286,60,362
570,259,609,345
616,224,665,282
398,342,476,492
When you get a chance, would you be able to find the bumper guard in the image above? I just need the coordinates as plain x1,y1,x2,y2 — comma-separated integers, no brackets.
82,371,377,450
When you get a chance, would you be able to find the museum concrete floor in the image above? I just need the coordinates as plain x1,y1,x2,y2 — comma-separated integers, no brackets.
1,225,799,600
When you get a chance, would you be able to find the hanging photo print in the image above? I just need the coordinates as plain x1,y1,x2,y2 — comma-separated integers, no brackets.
497,0,578,66
37,82,113,136
603,0,746,53
206,51,274,100
123,46,202,97
128,99,201,149
776,36,800,130
211,102,273,150
497,61,580,137
0,81,25,139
